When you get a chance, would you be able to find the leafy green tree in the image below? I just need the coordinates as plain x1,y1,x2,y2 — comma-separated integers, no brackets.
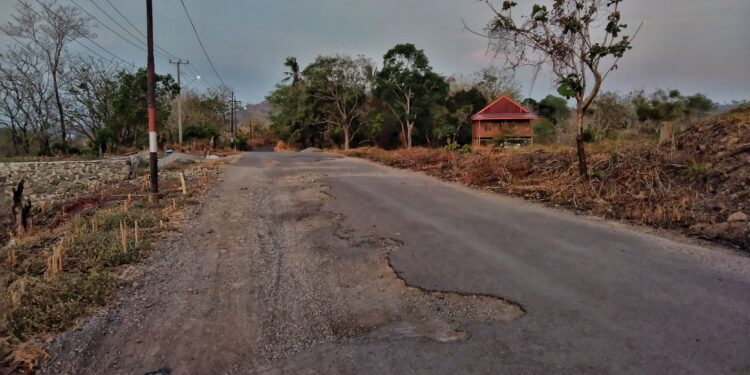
685,94,715,115
267,81,327,149
444,88,487,145
485,0,639,177
106,68,179,149
535,95,570,126
375,44,449,148
282,57,301,86
533,118,556,143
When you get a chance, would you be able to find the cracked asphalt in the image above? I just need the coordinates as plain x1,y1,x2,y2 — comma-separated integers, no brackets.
43,152,750,374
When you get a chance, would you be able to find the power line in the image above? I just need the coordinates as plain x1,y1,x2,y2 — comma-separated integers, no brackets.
67,0,151,55
68,0,176,62
100,0,180,61
96,0,220,90
25,0,135,67
179,0,227,87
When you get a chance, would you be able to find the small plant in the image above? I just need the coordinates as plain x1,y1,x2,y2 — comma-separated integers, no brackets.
686,161,709,176
591,170,607,179
459,144,473,154
378,154,396,164
444,141,460,151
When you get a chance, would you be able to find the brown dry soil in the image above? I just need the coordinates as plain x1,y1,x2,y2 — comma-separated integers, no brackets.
41,153,522,374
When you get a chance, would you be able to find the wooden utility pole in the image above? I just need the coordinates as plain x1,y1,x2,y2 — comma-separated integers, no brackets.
170,59,189,145
146,0,158,203
230,91,235,150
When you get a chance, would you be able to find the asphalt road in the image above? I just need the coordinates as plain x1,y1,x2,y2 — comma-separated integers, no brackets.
43,151,750,374
269,151,750,374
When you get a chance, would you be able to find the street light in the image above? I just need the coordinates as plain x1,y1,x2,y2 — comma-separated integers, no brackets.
185,75,201,87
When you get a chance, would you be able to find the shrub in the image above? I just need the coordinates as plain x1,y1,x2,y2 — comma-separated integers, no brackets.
686,161,709,176
184,124,221,141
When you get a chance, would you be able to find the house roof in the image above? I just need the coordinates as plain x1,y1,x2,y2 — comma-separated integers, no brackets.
471,96,540,121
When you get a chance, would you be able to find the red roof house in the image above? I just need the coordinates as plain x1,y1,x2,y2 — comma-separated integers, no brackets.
471,96,540,147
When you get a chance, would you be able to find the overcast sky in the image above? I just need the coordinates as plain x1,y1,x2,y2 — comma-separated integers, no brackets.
1,0,749,104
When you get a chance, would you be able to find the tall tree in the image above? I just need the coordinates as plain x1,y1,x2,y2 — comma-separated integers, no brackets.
304,55,373,150
65,58,121,144
483,0,639,177
0,44,55,154
375,44,448,148
2,0,92,145
282,57,302,86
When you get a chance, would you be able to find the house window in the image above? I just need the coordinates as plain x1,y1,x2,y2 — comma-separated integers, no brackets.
484,124,492,131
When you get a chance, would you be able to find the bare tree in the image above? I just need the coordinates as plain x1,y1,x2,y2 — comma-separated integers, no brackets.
447,66,521,100
65,57,120,143
0,44,56,154
2,0,92,145
478,0,640,177
585,91,636,141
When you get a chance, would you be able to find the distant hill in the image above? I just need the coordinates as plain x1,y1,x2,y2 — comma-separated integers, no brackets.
236,101,274,124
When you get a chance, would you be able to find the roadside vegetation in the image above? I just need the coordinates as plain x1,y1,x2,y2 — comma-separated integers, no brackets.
0,161,225,373
342,106,750,249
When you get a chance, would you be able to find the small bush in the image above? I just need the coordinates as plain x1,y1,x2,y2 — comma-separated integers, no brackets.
686,161,709,175
378,154,396,165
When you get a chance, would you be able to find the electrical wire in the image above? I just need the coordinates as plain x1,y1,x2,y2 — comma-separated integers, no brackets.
179,0,227,87
102,0,178,60
24,0,135,67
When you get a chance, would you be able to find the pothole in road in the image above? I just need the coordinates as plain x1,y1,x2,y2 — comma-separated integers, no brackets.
259,178,526,363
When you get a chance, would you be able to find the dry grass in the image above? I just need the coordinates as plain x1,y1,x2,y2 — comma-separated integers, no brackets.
0,160,225,372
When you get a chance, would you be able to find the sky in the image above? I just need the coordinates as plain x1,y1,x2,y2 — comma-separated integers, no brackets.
1,0,749,105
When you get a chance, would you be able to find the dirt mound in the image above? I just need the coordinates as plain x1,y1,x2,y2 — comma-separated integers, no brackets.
675,109,750,245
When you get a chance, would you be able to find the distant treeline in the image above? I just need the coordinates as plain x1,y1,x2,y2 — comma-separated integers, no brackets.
267,44,725,150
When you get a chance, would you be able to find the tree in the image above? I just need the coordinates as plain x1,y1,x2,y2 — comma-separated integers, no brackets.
535,95,570,126
447,66,521,102
106,68,178,149
472,66,522,101
375,44,448,148
685,93,715,115
0,44,56,154
585,91,635,140
303,55,373,150
267,81,326,149
282,57,302,86
2,0,93,145
65,58,120,145
441,88,488,145
484,0,639,177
